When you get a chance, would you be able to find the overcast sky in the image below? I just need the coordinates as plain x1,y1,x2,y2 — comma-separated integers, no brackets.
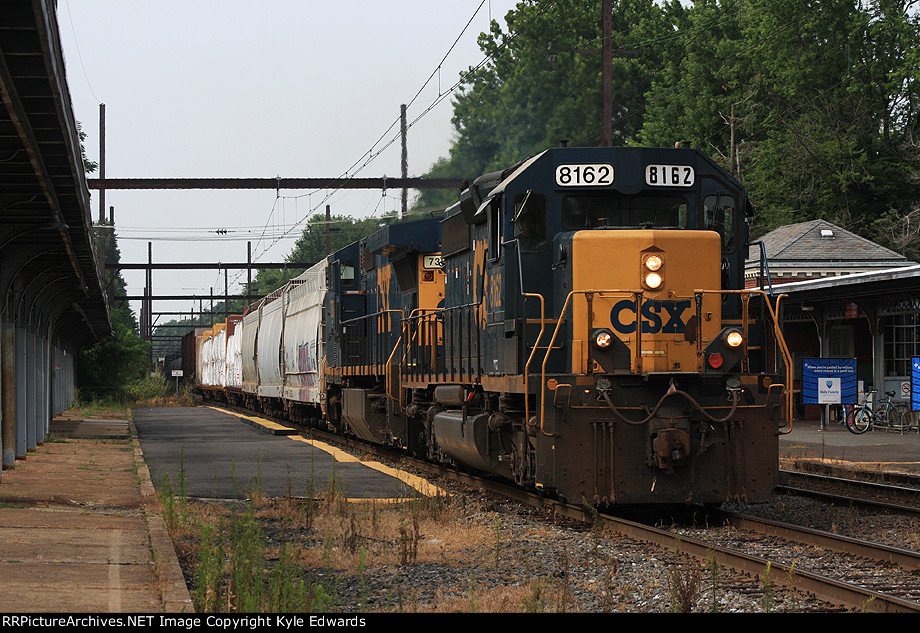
56,1,520,327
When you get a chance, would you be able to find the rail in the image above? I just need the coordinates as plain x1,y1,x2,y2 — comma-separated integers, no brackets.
693,288,793,431
749,240,775,296
508,239,548,433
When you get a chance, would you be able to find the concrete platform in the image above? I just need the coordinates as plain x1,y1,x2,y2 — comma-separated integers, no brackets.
778,415,920,476
0,415,192,613
132,406,444,501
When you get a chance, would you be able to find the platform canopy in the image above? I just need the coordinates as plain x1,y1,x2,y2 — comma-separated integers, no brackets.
0,0,110,348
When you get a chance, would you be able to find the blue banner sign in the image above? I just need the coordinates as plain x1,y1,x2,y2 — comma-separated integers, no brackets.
912,357,920,411
802,358,857,405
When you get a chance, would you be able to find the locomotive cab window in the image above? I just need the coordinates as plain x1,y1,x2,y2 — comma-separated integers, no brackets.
340,262,356,287
562,193,689,230
513,192,547,253
703,194,736,251
486,196,503,262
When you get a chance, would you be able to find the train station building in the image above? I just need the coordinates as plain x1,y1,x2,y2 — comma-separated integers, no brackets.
746,219,920,419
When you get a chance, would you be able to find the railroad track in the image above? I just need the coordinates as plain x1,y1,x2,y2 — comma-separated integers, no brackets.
779,469,920,513
346,441,920,612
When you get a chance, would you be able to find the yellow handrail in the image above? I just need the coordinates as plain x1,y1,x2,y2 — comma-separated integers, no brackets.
693,289,792,431
539,289,643,435
521,292,546,430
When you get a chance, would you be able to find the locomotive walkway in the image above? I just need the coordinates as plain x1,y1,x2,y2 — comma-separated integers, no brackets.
0,405,918,613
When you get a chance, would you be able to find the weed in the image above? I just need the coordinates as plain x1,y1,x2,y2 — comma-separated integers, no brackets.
668,562,702,613
520,577,548,613
761,562,775,612
193,522,224,612
707,549,721,613
493,517,503,567
467,574,479,612
397,514,420,565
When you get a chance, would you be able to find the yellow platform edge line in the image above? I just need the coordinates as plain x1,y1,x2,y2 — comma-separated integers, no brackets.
289,436,449,499
210,406,448,499
209,406,290,430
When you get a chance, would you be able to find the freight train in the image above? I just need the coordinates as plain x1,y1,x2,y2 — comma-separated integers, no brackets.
192,145,792,507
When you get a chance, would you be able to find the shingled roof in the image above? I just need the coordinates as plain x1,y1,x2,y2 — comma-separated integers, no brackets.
746,220,913,282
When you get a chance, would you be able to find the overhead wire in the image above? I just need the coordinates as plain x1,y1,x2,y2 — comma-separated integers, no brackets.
248,1,559,264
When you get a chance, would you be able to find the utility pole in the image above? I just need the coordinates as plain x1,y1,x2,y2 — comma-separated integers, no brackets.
98,104,105,223
729,103,736,178
602,0,612,147
576,0,634,147
400,104,408,218
146,242,152,351
325,205,332,255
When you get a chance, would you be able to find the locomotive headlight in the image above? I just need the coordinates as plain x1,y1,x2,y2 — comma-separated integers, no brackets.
644,272,663,289
644,254,663,271
593,329,614,349
725,330,744,348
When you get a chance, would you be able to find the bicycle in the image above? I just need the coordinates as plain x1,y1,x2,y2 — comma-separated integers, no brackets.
845,391,910,434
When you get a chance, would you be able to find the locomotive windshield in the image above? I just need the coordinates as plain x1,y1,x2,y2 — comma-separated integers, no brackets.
561,193,689,230
703,193,736,251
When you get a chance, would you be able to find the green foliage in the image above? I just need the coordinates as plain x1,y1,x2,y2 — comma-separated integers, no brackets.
76,318,150,396
78,218,151,394
150,210,403,359
639,0,920,243
415,0,920,254
416,0,685,210
249,210,397,297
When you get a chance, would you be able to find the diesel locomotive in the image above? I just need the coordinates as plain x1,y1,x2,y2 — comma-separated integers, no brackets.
194,145,791,507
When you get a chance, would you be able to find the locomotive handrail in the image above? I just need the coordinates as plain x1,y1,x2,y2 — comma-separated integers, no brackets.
507,238,549,436
391,307,455,407
403,301,483,381
538,287,793,434
339,309,405,372
386,307,431,410
539,289,645,436
693,288,793,431
749,240,775,296
385,333,404,408
521,292,546,429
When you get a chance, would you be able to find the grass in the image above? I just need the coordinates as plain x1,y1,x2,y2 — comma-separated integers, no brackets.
74,376,197,416
154,467,594,613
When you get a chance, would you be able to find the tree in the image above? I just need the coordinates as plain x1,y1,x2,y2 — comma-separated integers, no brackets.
637,0,920,244
149,210,403,359
415,0,684,210
76,122,152,395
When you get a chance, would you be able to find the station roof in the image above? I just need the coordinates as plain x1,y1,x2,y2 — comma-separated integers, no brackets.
748,219,912,272
769,264,920,303
0,1,110,346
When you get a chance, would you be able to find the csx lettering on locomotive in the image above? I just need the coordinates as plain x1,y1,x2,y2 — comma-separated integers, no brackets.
610,299,691,334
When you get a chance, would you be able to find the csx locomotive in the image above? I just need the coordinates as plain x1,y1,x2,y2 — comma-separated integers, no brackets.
194,145,791,507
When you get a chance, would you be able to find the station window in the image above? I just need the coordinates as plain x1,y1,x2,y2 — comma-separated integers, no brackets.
883,312,920,376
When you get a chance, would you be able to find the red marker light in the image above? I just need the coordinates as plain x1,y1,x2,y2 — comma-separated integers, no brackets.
708,353,724,369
